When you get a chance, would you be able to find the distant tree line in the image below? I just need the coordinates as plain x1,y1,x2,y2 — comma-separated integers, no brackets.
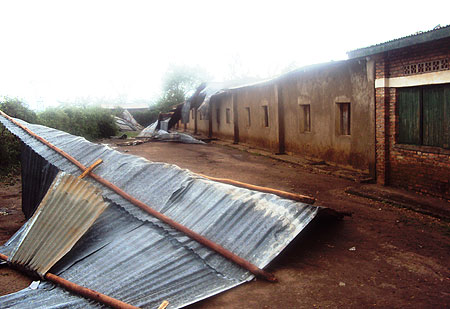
0,98,118,177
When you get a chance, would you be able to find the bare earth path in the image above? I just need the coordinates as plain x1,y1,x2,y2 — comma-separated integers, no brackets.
1,140,449,308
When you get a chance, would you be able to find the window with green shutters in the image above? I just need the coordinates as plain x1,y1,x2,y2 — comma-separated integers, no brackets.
397,84,450,149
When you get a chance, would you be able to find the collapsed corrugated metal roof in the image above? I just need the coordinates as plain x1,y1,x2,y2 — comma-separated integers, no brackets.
121,109,144,130
0,116,322,308
114,116,137,131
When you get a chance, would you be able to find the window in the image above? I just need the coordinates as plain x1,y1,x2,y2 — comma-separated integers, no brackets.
262,106,269,127
199,112,203,120
226,108,231,124
337,103,351,135
191,110,194,119
216,108,220,124
300,104,311,132
245,107,251,126
398,84,450,148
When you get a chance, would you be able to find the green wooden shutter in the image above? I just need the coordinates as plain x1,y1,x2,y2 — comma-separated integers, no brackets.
443,85,450,149
423,85,443,147
423,84,450,148
398,88,421,145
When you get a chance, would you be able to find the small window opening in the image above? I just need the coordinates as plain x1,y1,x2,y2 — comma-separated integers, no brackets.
300,104,311,132
191,110,194,119
337,103,351,135
245,107,251,127
226,108,231,124
262,106,269,127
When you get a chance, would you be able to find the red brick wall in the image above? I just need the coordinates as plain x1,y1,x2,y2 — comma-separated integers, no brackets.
375,37,450,199
377,37,450,79
391,40,450,78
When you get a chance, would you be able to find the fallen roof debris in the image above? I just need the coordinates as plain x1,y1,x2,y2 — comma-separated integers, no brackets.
152,130,205,144
138,120,205,144
121,109,143,130
137,120,158,137
0,112,324,308
114,109,143,132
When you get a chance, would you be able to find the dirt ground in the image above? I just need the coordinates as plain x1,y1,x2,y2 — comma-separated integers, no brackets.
1,140,449,308
0,178,32,295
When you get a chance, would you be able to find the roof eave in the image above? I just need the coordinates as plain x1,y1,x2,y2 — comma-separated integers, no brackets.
347,26,450,59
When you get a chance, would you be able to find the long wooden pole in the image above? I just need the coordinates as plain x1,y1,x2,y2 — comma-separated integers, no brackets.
198,174,315,204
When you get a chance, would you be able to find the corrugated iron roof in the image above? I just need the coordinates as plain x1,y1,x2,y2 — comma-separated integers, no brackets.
0,116,322,308
347,24,450,59
8,172,108,278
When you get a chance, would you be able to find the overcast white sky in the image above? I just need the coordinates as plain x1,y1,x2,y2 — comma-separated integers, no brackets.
0,0,449,110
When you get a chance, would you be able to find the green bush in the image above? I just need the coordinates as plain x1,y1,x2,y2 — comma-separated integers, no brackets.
38,106,118,140
0,97,38,123
0,99,118,178
0,98,38,178
0,125,21,178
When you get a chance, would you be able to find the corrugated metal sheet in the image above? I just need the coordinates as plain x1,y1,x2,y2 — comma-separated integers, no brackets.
0,116,321,308
8,172,108,278
20,143,59,219
347,24,450,58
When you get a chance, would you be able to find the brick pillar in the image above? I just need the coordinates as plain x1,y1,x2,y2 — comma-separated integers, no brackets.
375,88,389,184
375,57,391,185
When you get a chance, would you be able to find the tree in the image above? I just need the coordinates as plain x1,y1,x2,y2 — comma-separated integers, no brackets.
155,65,210,112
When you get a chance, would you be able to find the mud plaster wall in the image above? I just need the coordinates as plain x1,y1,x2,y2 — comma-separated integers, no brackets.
196,110,210,135
280,60,375,172
184,108,209,135
233,84,279,152
185,60,375,173
211,94,234,140
185,109,195,131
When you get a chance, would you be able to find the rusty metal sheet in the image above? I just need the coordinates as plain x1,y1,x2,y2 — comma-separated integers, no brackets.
8,172,108,278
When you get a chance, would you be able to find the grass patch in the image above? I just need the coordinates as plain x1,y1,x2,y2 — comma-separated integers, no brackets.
122,131,140,138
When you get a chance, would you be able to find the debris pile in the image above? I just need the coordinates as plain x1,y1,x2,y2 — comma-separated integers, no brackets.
138,121,205,144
